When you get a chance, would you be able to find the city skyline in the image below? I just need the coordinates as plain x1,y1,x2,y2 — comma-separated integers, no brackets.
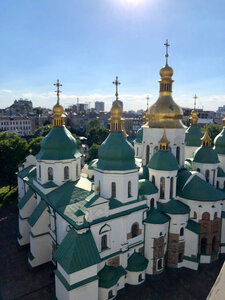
0,0,225,111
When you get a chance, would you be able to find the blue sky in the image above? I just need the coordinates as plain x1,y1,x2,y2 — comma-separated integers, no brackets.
0,0,225,111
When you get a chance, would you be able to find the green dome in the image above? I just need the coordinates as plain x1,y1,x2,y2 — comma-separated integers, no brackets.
126,252,148,272
214,128,225,155
144,208,170,224
185,124,203,147
193,146,219,164
97,132,138,171
158,198,190,215
138,179,158,195
98,265,126,288
36,126,81,160
135,128,143,143
148,150,179,171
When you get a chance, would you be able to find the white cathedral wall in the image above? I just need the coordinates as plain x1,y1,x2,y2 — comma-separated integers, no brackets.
216,177,225,189
56,213,71,245
142,127,185,166
168,214,189,237
18,177,25,199
218,155,225,171
94,169,139,203
184,229,199,258
178,197,223,221
134,142,143,159
144,222,169,275
192,162,218,186
185,146,198,160
149,169,177,202
126,270,145,285
221,218,225,253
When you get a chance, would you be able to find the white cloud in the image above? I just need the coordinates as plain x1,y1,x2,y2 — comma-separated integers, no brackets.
2,89,13,93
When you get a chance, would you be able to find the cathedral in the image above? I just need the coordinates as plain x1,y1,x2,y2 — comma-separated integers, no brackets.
17,45,225,300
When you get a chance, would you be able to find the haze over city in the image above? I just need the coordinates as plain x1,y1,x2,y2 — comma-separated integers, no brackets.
0,0,225,111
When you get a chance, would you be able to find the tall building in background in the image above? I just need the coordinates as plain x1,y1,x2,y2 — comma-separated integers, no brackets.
95,101,105,112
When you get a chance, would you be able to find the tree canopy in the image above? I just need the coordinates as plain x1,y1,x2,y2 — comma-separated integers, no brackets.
34,124,52,137
87,144,100,162
86,119,101,134
86,126,109,147
202,124,223,144
28,136,44,156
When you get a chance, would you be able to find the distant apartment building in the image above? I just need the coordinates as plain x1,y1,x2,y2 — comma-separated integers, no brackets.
217,105,225,118
95,101,104,112
8,98,33,115
124,116,144,137
182,108,216,125
0,116,32,135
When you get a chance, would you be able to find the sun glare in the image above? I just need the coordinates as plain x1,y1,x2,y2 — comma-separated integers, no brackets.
121,0,143,6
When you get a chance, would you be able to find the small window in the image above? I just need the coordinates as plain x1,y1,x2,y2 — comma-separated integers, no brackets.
170,177,174,198
216,181,219,188
201,238,207,254
101,235,108,250
108,290,113,299
150,198,154,209
48,167,53,181
152,175,155,185
193,211,197,219
205,170,210,183
64,166,69,180
180,227,184,236
131,223,140,238
128,181,132,197
111,182,116,198
214,212,217,219
202,212,210,220
76,164,79,177
176,147,180,165
160,177,165,199
138,274,143,282
39,165,41,179
178,253,183,263
197,168,200,173
157,258,163,270
146,145,150,164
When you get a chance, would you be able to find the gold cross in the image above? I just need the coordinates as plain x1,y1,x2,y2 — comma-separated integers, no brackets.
112,76,120,100
54,79,62,104
193,94,198,110
146,95,150,110
164,39,170,64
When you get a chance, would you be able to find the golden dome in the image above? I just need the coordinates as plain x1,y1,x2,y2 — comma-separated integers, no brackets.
160,63,174,78
190,109,198,125
53,103,64,115
110,100,123,118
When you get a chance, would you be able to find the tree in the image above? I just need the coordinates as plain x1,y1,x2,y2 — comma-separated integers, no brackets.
86,119,101,134
34,124,52,137
86,127,109,147
87,144,100,162
28,136,44,156
202,124,223,145
0,132,28,189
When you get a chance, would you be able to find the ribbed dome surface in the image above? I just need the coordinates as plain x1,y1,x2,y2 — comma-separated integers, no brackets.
36,126,81,160
96,132,137,171
214,128,225,154
193,146,219,164
148,150,179,171
185,124,203,147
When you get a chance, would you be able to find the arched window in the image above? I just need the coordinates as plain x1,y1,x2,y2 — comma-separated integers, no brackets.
64,166,69,180
178,253,183,263
214,212,217,219
131,223,139,238
157,258,163,270
146,145,150,164
216,181,219,189
137,147,139,156
170,177,174,198
193,211,197,219
138,274,143,282
213,170,216,185
76,164,79,177
128,181,132,197
212,236,216,252
201,238,207,254
150,198,154,209
152,175,155,186
108,290,113,299
39,165,41,179
101,235,107,250
48,167,53,181
176,146,180,165
160,177,165,199
111,182,116,198
197,168,200,172
205,170,210,183
202,212,210,220
180,227,184,236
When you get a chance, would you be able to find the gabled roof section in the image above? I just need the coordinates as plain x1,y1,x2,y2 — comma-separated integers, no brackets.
186,219,200,235
53,229,101,274
158,198,190,215
178,174,225,202
17,165,36,180
28,200,47,227
144,208,170,224
17,188,34,209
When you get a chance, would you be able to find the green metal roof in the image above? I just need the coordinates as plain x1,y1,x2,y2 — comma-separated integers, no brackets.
148,150,179,171
218,167,225,178
97,132,138,171
186,219,200,235
214,128,225,155
193,146,219,164
36,126,81,161
42,181,58,188
53,229,101,274
17,188,34,209
185,124,203,147
158,198,190,215
178,174,225,202
139,165,149,180
134,128,143,143
17,165,36,180
126,252,148,272
177,168,192,191
138,179,158,195
144,208,170,224
98,265,127,288
28,200,47,227
184,159,193,171
88,159,98,170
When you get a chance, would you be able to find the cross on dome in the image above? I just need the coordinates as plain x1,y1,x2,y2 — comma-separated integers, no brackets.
164,39,170,64
146,95,150,110
54,79,62,104
112,76,120,100
193,94,198,110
